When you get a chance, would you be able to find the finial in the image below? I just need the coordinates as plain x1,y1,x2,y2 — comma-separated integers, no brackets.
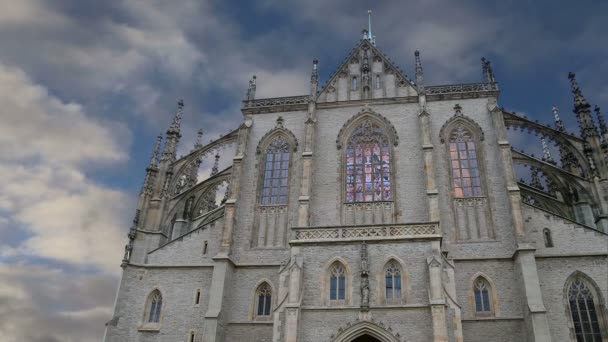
210,153,220,176
595,105,607,138
149,135,162,167
310,58,319,96
247,75,257,101
415,50,424,90
193,128,203,150
568,72,598,139
167,100,184,135
541,137,553,163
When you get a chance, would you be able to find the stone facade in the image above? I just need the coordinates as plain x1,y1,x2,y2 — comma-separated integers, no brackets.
104,35,608,342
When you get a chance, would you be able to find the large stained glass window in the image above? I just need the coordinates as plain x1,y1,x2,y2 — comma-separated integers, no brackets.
449,125,482,197
261,136,290,205
346,120,392,203
568,278,603,341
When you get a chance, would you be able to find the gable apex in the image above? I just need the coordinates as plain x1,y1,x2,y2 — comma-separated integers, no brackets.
316,40,418,103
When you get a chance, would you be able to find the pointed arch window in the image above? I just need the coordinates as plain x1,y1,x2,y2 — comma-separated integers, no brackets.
346,120,392,203
385,261,402,302
145,290,163,323
543,228,554,248
261,136,290,205
255,283,272,318
568,278,604,341
449,125,482,197
473,278,492,315
375,74,381,89
352,76,358,91
330,263,346,301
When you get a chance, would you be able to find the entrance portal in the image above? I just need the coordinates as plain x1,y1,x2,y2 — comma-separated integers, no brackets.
352,335,382,342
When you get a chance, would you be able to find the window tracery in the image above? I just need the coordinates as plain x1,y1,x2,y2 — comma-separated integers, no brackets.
145,290,162,323
385,261,402,302
449,125,482,197
255,283,272,318
330,263,346,301
261,136,290,205
568,278,603,341
473,278,492,315
346,120,392,203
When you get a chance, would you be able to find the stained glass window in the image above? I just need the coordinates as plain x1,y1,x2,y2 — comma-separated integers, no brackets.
256,283,272,317
449,126,482,197
385,261,402,301
474,278,491,314
147,290,162,323
330,263,346,301
261,136,290,205
345,120,392,203
568,278,603,341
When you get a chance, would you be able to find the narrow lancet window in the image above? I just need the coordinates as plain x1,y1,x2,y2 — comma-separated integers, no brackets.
375,74,381,89
352,76,358,91
146,290,163,323
568,278,603,341
261,136,290,205
449,126,481,197
256,283,272,318
346,120,392,203
473,278,492,315
385,261,402,301
330,263,346,301
543,228,554,248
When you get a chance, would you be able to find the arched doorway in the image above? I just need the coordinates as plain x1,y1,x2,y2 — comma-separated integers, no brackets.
352,334,382,342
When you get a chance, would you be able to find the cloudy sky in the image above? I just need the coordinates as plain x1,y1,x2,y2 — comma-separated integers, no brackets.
0,0,606,341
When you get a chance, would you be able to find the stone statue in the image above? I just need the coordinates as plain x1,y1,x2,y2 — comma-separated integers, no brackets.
361,276,370,309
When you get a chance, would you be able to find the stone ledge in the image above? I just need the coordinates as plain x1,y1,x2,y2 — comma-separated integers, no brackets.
291,222,440,244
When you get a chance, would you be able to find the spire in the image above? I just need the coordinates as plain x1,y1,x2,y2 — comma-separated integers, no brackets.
193,128,203,151
149,135,162,168
481,57,495,83
568,72,599,139
246,75,257,101
161,100,184,163
541,136,554,164
367,10,375,45
595,105,607,139
167,99,183,135
415,50,424,90
310,58,319,96
210,153,220,176
552,106,565,132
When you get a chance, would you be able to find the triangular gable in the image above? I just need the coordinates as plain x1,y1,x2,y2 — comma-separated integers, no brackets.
317,40,418,103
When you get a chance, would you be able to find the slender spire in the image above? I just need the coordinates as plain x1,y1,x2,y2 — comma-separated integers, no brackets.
594,105,607,138
568,72,598,139
541,136,554,163
310,58,319,96
552,106,565,132
161,100,184,163
167,99,184,135
149,135,162,168
210,153,220,176
246,75,257,101
367,10,375,45
415,50,424,91
481,57,495,83
193,128,203,150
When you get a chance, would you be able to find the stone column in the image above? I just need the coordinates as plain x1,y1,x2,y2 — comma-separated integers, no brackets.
298,101,316,227
202,258,235,342
284,252,303,342
428,241,449,342
514,246,552,342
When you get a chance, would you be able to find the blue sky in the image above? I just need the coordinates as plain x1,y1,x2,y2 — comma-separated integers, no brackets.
0,0,606,340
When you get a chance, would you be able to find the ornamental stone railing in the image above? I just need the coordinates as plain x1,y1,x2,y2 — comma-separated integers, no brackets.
425,82,498,95
242,95,311,108
290,222,440,243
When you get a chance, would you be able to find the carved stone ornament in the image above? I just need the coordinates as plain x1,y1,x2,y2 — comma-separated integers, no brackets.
336,108,399,150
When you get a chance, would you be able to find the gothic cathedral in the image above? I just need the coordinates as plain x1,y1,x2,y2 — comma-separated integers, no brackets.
104,28,608,342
